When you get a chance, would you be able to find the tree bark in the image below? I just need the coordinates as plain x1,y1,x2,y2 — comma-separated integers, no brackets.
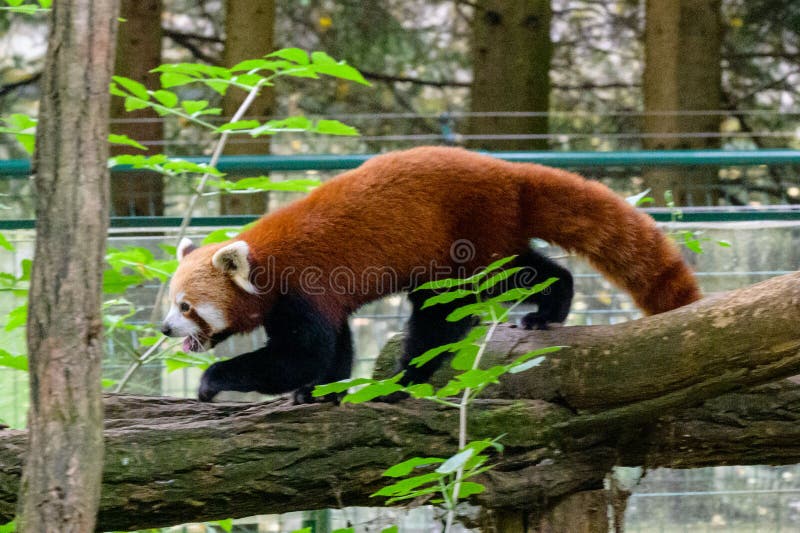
110,0,164,216
20,1,119,531
0,272,797,530
643,0,722,206
219,0,275,215
467,0,552,151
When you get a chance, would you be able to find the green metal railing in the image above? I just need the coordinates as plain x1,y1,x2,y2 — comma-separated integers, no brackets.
1,148,799,177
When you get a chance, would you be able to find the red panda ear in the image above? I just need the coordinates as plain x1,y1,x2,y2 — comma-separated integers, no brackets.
211,241,258,294
177,237,197,262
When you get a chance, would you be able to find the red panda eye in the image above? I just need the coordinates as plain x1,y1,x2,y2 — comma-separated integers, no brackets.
179,302,191,313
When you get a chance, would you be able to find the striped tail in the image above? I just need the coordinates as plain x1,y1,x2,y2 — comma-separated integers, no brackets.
516,164,701,315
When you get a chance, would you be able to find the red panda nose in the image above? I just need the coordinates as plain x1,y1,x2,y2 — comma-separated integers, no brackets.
161,324,173,336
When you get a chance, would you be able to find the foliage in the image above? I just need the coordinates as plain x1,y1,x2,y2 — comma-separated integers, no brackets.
315,256,562,530
0,48,367,398
0,0,49,14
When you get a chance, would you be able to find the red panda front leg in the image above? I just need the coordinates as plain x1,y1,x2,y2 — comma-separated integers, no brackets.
198,293,342,404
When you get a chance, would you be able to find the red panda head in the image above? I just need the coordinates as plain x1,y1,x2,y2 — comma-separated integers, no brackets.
161,237,263,352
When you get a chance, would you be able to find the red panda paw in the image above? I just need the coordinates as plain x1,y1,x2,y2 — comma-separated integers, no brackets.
521,312,553,331
292,386,343,405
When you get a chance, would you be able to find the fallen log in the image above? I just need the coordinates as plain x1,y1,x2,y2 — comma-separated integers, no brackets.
0,272,797,531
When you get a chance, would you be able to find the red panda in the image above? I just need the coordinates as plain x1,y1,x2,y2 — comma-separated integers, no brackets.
161,146,701,403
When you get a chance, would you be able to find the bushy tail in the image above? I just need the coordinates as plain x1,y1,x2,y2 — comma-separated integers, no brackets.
516,164,701,315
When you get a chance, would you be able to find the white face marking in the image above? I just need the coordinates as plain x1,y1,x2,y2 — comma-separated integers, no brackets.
163,303,199,337
195,303,228,332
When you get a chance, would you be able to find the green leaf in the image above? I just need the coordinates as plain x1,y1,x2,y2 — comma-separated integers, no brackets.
102,378,118,389
508,356,545,374
716,239,732,248
164,352,217,372
151,89,178,108
102,269,141,294
332,528,355,533
4,113,36,154
410,342,453,368
371,472,441,498
4,304,27,332
160,72,196,88
108,133,147,151
341,380,404,404
290,528,312,533
0,519,15,533
311,51,370,85
0,232,14,251
204,79,229,95
436,448,474,474
201,228,241,245
456,367,506,389
450,343,480,371
513,346,562,363
231,59,290,72
312,377,375,397
231,73,264,88
481,255,519,276
268,47,310,65
211,518,234,533
421,288,474,310
313,119,359,136
6,113,36,130
124,97,150,112
486,278,559,304
181,100,209,115
457,481,486,498
216,120,261,133
409,327,486,368
682,231,704,254
446,302,490,322
112,76,150,100
381,527,399,533
250,116,313,136
0,349,28,372
476,267,523,293
405,383,434,398
137,335,161,347
38,0,52,7
383,457,445,477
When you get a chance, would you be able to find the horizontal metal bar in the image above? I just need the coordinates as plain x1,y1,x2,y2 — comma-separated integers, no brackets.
4,208,800,231
1,149,799,178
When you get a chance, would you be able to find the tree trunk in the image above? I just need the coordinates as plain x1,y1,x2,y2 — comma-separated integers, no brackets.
467,0,552,151
643,0,722,206
19,1,119,531
110,0,164,216
219,0,275,215
0,273,798,530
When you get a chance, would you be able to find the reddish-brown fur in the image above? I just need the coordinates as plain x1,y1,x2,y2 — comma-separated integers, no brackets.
178,146,701,329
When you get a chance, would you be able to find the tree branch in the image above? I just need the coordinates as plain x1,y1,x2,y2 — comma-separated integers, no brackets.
0,273,798,530
0,72,42,98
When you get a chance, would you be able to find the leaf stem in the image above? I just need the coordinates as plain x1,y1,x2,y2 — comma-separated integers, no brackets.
113,336,168,393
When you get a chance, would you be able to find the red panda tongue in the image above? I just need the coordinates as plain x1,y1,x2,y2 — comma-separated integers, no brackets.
182,337,201,353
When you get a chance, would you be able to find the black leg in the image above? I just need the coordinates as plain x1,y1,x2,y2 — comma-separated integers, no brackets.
511,249,573,330
292,320,354,404
198,294,339,403
396,289,475,386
